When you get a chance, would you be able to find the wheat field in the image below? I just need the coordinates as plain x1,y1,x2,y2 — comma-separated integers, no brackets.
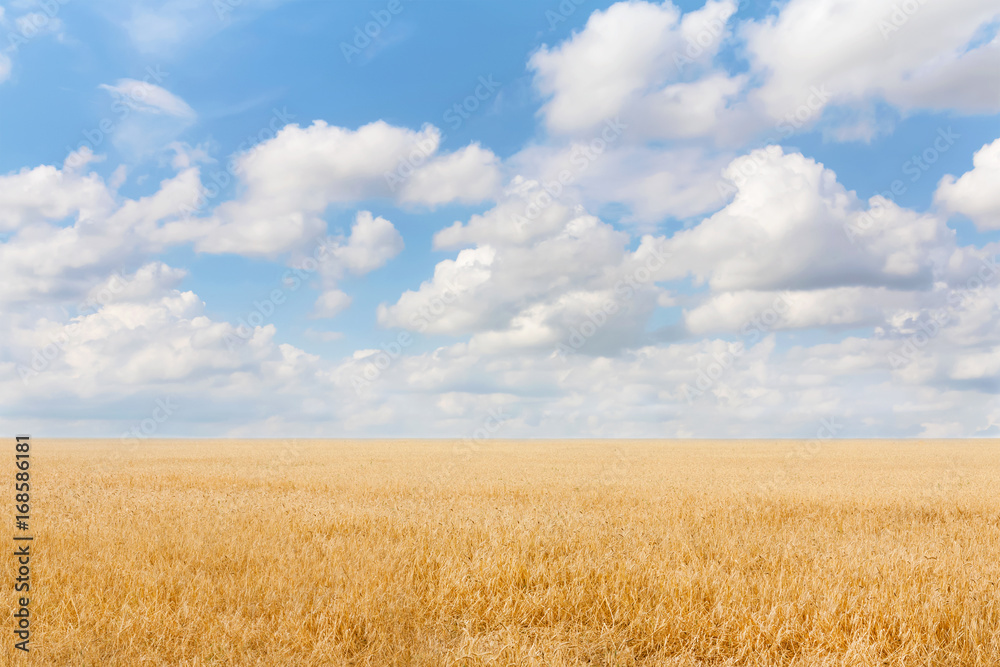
4,438,999,666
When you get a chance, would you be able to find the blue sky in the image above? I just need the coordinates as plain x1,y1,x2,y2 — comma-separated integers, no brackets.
1,0,999,438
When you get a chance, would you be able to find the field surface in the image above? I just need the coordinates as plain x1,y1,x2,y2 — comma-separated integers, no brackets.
4,438,1000,666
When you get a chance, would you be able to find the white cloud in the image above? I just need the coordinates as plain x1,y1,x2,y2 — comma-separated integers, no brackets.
398,143,502,206
0,149,404,392
379,182,666,355
629,72,747,140
4,0,1000,439
652,147,953,293
683,287,919,335
96,78,197,159
508,139,732,227
530,0,745,139
304,328,344,343
122,2,196,54
173,121,499,256
0,149,201,307
531,0,684,134
99,79,196,118
328,324,1000,438
115,0,292,55
332,210,405,275
0,150,115,232
377,245,499,335
311,290,352,319
5,264,320,408
743,0,1000,124
304,211,404,319
530,0,1000,145
935,137,1000,230
0,4,67,85
14,12,64,41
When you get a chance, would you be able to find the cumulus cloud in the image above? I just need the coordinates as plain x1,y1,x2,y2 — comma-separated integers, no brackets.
397,143,502,206
0,145,403,337
332,210,406,275
530,0,1000,145
330,319,1000,438
379,181,668,355
530,0,746,139
0,148,201,307
509,138,732,226
3,262,325,432
302,210,404,319
0,150,115,232
373,138,998,388
653,147,953,293
935,137,1000,230
682,287,917,335
743,0,1000,125
5,0,1000,439
169,121,500,256
310,290,352,319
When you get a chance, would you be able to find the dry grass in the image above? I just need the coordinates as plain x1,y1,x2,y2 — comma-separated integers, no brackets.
4,438,1000,666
